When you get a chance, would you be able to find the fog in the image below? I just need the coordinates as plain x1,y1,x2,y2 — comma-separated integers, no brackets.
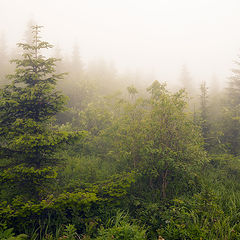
1,0,240,88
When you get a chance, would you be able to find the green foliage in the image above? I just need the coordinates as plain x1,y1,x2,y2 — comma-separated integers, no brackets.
72,96,114,135
94,211,146,240
61,224,78,240
222,54,240,155
97,81,207,199
0,25,80,201
220,105,240,155
0,171,135,237
0,165,56,200
199,81,210,150
0,225,27,240
158,189,239,240
127,200,165,239
56,154,107,190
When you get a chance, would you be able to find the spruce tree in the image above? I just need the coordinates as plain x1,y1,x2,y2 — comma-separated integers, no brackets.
200,82,209,142
0,26,78,201
223,54,240,155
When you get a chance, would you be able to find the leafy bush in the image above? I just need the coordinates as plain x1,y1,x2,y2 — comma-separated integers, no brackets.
0,225,27,240
158,188,240,240
94,212,146,240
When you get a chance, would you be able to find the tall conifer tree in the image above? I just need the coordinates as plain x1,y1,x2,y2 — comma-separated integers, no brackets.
222,54,240,154
0,26,78,200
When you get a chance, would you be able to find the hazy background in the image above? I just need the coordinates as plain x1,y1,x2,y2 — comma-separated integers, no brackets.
1,0,240,88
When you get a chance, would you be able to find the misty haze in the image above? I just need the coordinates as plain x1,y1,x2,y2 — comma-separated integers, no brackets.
1,1,240,239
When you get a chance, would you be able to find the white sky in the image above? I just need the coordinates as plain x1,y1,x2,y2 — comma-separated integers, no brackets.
1,0,240,87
